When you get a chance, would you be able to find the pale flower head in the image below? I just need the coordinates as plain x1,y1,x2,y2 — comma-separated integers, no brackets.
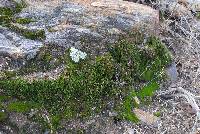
70,47,87,63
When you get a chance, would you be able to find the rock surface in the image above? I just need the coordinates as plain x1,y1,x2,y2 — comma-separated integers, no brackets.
133,108,159,125
0,0,159,66
0,26,43,60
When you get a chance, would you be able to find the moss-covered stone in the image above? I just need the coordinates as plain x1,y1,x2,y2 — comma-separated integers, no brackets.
8,24,46,40
0,1,43,40
0,35,172,130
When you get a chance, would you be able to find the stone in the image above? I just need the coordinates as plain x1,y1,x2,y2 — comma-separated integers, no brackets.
0,0,159,69
0,27,43,60
159,0,192,17
181,0,200,11
0,0,17,8
18,0,159,55
166,62,178,83
133,108,159,125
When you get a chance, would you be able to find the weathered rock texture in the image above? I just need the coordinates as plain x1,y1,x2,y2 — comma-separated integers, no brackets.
0,0,159,65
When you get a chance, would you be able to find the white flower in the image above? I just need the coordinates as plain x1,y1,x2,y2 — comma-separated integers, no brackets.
70,47,87,63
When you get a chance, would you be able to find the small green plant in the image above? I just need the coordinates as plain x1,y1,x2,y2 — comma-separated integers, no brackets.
137,81,160,100
0,95,9,102
154,111,161,117
120,89,139,122
0,1,44,40
0,111,7,121
196,12,200,19
7,101,39,113
15,18,35,24
1,71,17,79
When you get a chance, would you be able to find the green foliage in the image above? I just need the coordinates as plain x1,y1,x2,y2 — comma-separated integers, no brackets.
15,18,35,24
120,89,139,122
7,101,39,113
0,35,172,129
1,71,17,79
0,1,44,40
0,95,9,102
0,54,115,116
137,81,160,100
0,112,7,121
154,111,161,117
8,24,46,40
109,36,172,83
20,46,62,73
0,0,27,26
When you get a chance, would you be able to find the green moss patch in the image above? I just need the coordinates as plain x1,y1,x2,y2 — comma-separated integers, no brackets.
8,24,45,40
7,101,39,113
15,18,35,24
17,45,66,75
0,0,26,25
0,1,43,40
153,111,161,117
0,35,172,130
119,90,139,122
0,111,8,122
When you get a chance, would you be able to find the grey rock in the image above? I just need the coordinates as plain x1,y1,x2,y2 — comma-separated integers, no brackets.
0,0,16,8
17,0,159,55
0,27,43,60
0,0,159,69
20,123,43,134
166,62,178,83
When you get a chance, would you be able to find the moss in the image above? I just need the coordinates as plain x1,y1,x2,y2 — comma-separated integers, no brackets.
8,24,46,40
14,0,27,13
0,15,13,26
0,1,43,40
18,46,65,74
0,95,9,102
119,89,139,123
0,0,27,25
0,111,7,121
196,12,200,19
0,35,172,129
0,7,14,16
2,70,17,79
137,81,160,100
7,101,39,113
109,36,171,84
153,111,161,117
15,18,35,24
